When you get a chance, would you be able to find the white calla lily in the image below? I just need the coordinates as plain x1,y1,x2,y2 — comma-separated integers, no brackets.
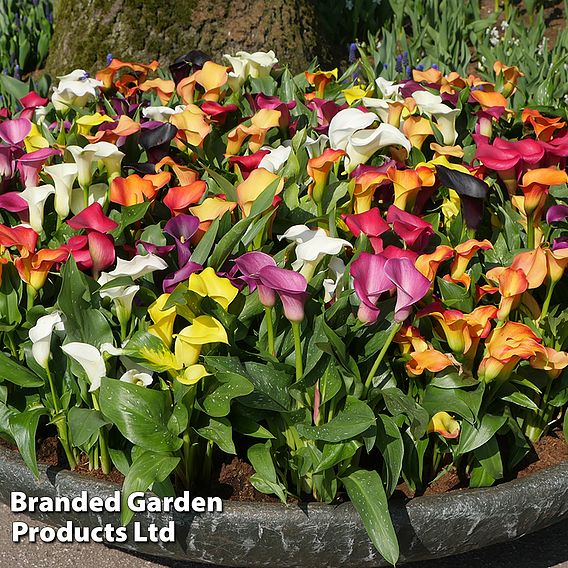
345,123,411,172
100,253,168,282
328,108,376,151
119,369,154,387
258,144,292,173
99,283,140,331
142,105,186,122
323,257,346,303
360,97,391,122
44,163,78,218
304,134,329,158
19,184,55,233
279,225,352,279
70,182,107,215
29,312,65,370
67,145,99,187
90,141,125,180
224,50,277,90
375,77,403,100
61,342,106,392
411,90,460,145
51,70,103,112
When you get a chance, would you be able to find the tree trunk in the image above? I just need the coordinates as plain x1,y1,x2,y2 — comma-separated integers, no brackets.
46,0,338,77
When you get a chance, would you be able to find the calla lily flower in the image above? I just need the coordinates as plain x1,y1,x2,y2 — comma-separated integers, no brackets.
163,260,203,294
44,163,78,219
101,253,168,281
224,50,277,89
486,266,529,321
90,141,125,180
416,246,454,282
189,197,237,235
119,369,153,386
99,282,140,327
402,116,434,151
229,151,270,178
450,239,493,281
323,257,346,303
306,69,338,98
386,206,434,251
257,265,308,323
510,248,548,289
16,247,70,292
0,224,39,255
17,148,60,187
169,105,211,150
70,182,108,215
164,214,200,265
67,145,100,188
20,184,55,233
61,342,106,391
351,252,430,324
177,61,228,103
258,144,292,173
342,208,389,253
278,225,352,279
406,349,456,376
148,294,177,347
428,412,460,439
175,315,229,367
67,202,118,233
236,168,283,218
307,148,345,207
522,108,566,142
0,118,32,146
164,180,207,216
226,109,281,155
139,122,178,163
0,192,28,213
519,168,568,217
29,312,65,370
234,251,277,307
52,70,103,112
142,105,186,123
546,204,568,224
411,90,460,145
188,267,238,310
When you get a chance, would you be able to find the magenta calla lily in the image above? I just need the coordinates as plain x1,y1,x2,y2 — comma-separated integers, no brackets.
234,251,277,307
386,205,433,251
17,148,60,187
67,202,119,233
342,208,389,253
351,251,429,324
257,265,308,322
0,192,28,213
0,118,32,146
546,204,568,225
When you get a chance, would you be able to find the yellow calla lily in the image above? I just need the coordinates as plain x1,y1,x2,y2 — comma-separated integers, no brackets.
428,412,460,439
441,189,461,224
148,293,177,348
343,85,373,106
177,364,211,385
24,124,50,152
188,267,238,310
76,113,114,136
174,315,229,367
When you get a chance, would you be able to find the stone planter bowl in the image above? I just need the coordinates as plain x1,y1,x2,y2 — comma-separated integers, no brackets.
0,446,566,567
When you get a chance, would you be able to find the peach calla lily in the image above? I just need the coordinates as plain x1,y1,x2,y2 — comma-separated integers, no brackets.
236,168,283,218
428,412,460,439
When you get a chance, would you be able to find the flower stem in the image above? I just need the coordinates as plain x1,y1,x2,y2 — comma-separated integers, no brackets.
539,280,557,323
363,322,402,397
92,392,111,474
264,306,275,356
527,215,535,249
291,322,303,382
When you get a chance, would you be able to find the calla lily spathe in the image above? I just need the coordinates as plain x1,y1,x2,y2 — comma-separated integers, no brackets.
44,163,78,218
29,312,65,370
20,184,55,233
61,342,106,391
52,70,103,112
119,369,153,386
411,90,460,145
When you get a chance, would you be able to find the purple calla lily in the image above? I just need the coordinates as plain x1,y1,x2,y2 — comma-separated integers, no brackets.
546,204,568,224
234,252,277,307
164,214,200,266
163,260,202,293
553,237,568,251
257,265,308,322
351,251,430,324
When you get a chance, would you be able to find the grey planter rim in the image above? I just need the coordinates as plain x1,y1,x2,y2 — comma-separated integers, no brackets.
0,445,567,567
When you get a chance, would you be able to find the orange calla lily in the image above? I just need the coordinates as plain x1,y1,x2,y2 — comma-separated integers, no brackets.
522,109,566,142
471,89,508,109
137,78,176,105
15,247,69,291
169,105,212,149
509,248,547,289
226,109,281,155
96,59,159,91
450,239,492,280
163,180,207,216
236,168,284,217
352,170,390,214
305,69,338,98
412,68,443,85
155,157,199,186
430,143,464,159
519,168,568,216
406,349,456,375
85,115,141,144
530,347,568,378
416,245,454,281
402,116,433,150
307,148,345,206
110,174,160,206
440,72,467,95
493,61,524,98
0,224,38,257
189,197,237,235
487,266,529,321
545,247,568,283
394,325,429,355
177,61,228,103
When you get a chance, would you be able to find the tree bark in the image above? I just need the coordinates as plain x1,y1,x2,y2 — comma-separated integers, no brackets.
46,0,338,76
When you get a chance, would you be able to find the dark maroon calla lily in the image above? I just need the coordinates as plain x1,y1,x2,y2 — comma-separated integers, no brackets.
201,101,238,125
169,50,211,85
234,251,277,307
257,265,308,322
228,150,270,178
553,236,568,250
386,205,433,250
67,203,119,233
137,241,176,256
139,122,178,164
164,214,200,266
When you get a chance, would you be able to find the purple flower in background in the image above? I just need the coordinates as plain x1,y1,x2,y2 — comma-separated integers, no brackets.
348,43,358,64
258,266,308,322
395,54,403,73
106,53,113,65
164,214,199,266
234,252,277,308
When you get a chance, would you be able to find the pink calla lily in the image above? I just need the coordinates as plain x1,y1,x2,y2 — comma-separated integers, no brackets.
67,202,119,233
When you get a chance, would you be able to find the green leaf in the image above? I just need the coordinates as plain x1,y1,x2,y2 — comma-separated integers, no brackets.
457,413,507,454
0,74,29,99
341,469,399,565
382,388,429,438
190,217,220,265
563,411,568,444
296,396,375,442
123,331,181,372
9,408,47,478
240,362,292,412
208,216,255,270
232,412,275,439
110,202,151,238
247,442,287,503
99,378,182,453
0,351,43,387
375,414,404,496
248,177,282,218
68,407,110,447
196,416,235,454
202,372,254,417
500,391,539,411
121,450,179,524
204,167,238,202
473,437,503,481
437,277,474,312
313,440,360,474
